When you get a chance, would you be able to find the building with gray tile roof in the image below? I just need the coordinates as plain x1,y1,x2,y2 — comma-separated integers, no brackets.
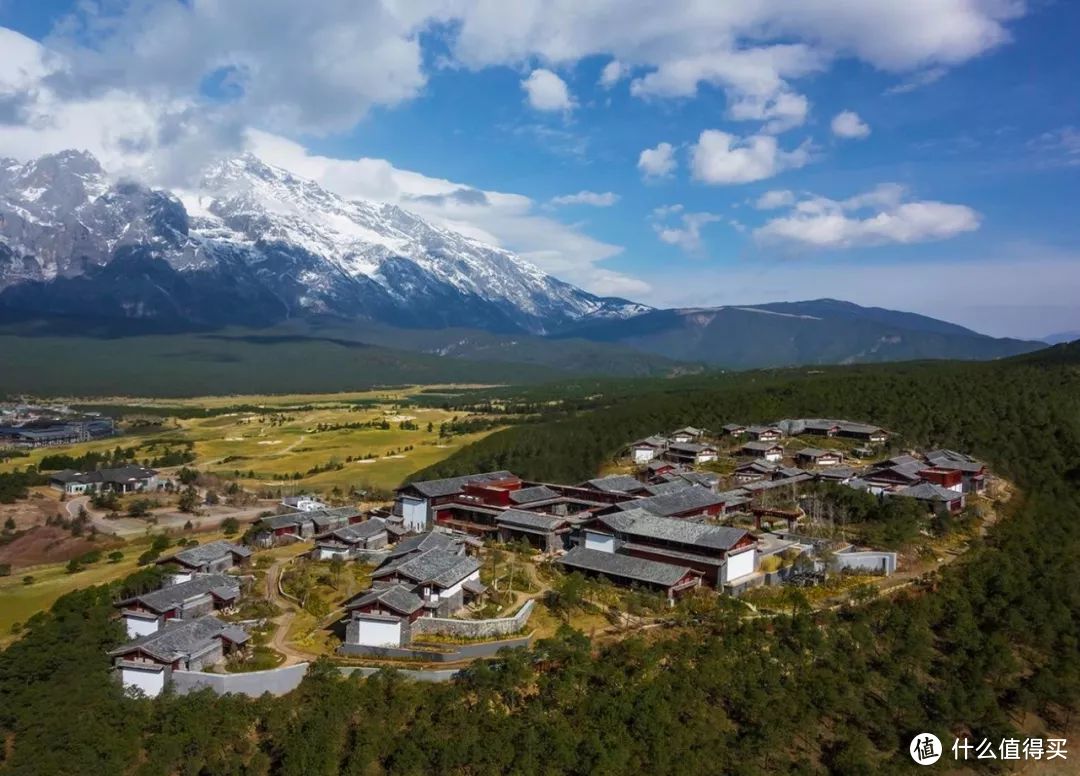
597,509,751,552
508,485,561,504
372,548,480,589
582,475,645,494
384,530,460,559
158,541,251,573
109,615,249,667
612,486,731,518
641,480,694,496
495,509,570,532
558,547,700,593
344,584,425,616
116,574,240,615
398,470,517,499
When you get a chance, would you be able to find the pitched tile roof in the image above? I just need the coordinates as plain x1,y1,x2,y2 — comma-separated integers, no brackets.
508,485,561,504
108,615,243,662
584,475,645,494
495,508,569,532
345,584,424,615
558,547,694,587
160,540,251,568
116,574,240,614
399,471,516,498
597,508,750,551
372,547,480,588
319,518,388,544
615,486,728,517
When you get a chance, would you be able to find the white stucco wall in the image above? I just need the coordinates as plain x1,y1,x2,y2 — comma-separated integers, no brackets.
123,615,160,639
633,447,656,463
120,666,166,698
764,451,782,462
438,568,481,601
726,549,756,582
697,452,718,463
350,616,402,647
400,497,428,532
584,531,616,553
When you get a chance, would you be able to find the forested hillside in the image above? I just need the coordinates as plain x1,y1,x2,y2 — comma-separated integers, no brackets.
1,345,1079,774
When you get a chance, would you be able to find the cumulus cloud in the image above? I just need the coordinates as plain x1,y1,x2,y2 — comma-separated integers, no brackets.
754,183,981,249
39,1,430,136
598,59,627,88
638,142,677,179
831,110,871,139
754,189,795,209
521,68,573,111
447,1,1022,132
690,130,810,185
550,190,620,207
650,205,721,253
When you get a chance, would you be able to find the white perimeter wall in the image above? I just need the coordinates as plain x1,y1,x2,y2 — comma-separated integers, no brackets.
350,616,402,647
400,497,428,532
726,549,756,582
120,666,166,698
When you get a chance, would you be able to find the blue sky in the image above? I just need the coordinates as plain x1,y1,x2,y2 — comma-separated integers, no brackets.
0,0,1078,338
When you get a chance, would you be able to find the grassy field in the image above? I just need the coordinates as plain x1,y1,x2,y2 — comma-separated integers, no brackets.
1,387,507,493
0,529,236,646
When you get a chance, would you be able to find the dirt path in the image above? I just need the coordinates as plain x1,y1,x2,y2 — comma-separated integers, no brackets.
264,549,319,666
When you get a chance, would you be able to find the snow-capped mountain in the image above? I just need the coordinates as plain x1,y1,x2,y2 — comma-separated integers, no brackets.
0,150,647,332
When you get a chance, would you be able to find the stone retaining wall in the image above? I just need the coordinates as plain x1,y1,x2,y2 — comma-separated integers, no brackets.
338,634,533,662
410,600,535,639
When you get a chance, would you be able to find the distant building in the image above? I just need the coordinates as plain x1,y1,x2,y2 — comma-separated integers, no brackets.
663,442,719,465
495,509,573,553
741,441,784,462
312,518,391,560
629,436,668,464
794,448,844,467
48,465,159,495
156,540,251,579
746,425,783,442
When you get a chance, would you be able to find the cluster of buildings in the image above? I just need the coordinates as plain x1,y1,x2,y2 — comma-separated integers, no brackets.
103,415,991,689
110,541,253,697
0,403,115,448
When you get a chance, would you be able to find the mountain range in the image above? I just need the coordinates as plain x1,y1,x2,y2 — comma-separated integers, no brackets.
0,150,1043,378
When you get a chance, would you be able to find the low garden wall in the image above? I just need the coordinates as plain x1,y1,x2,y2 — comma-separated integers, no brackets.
171,663,309,697
410,600,535,639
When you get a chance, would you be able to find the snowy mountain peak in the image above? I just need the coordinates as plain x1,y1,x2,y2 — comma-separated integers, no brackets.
0,149,647,333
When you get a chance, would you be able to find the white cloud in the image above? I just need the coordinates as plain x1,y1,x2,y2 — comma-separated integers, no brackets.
728,90,810,134
1029,126,1080,167
831,110,871,139
521,68,573,111
754,183,981,249
884,66,948,95
650,206,721,253
447,1,1022,132
754,190,795,209
598,59,627,88
638,142,677,179
550,190,620,207
38,1,431,136
690,130,810,185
